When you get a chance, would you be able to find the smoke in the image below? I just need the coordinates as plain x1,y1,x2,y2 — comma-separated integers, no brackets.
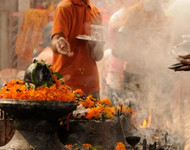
168,0,190,44
98,0,190,148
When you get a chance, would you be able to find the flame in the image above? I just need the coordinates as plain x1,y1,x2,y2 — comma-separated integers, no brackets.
139,114,152,128
166,121,170,129
147,114,151,127
140,119,147,128
154,136,159,141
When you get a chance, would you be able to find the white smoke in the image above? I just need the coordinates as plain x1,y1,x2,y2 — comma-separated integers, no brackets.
98,0,190,148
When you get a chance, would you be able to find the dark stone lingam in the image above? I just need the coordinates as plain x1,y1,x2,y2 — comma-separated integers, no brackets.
0,99,77,150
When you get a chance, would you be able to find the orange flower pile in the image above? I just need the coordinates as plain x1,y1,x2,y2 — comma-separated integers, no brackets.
74,92,117,120
115,142,126,150
65,143,92,149
73,90,133,120
0,75,76,102
65,142,126,150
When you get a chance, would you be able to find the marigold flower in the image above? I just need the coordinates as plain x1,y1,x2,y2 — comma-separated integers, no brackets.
65,144,72,148
83,143,92,148
104,107,115,119
0,79,76,102
74,89,84,95
115,142,126,150
78,98,95,108
100,98,112,106
125,107,131,114
85,104,104,119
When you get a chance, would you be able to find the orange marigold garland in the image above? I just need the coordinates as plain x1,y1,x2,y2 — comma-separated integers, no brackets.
72,90,133,120
0,78,75,102
73,91,116,120
85,104,104,119
0,60,75,102
99,98,112,106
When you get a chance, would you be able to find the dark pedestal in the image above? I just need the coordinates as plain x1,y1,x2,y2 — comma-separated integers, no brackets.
0,99,77,150
0,119,66,150
59,116,133,149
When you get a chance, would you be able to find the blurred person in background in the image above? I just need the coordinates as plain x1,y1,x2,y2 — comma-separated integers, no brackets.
167,0,190,46
106,0,140,104
51,0,104,99
107,0,171,104
1,22,54,89
33,21,53,64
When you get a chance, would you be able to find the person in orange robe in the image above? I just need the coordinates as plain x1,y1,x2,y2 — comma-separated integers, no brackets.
51,0,104,99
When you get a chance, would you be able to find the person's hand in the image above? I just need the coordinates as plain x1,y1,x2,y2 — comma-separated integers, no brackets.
174,65,190,71
179,54,190,60
178,54,190,65
173,54,190,71
56,37,73,57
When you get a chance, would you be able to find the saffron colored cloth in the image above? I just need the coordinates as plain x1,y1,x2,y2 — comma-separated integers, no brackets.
52,0,102,94
15,9,51,62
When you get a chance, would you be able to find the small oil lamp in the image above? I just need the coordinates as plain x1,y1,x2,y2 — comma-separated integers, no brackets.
125,136,141,150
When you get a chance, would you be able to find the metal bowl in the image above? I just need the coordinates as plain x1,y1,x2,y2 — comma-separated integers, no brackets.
0,99,77,121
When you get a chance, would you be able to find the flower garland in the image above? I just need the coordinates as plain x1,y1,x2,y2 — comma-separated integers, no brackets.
0,75,75,102
72,90,132,120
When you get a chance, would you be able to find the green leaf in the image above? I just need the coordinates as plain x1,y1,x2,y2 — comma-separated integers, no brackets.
41,81,54,87
53,72,63,80
91,146,103,150
30,62,38,84
65,84,72,90
25,83,36,90
29,83,36,90
38,60,46,66
47,64,52,67
25,83,30,90
31,76,38,85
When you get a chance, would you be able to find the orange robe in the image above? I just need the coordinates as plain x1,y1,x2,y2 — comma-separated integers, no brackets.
52,0,102,94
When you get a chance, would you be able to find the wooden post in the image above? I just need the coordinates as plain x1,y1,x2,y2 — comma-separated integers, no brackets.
0,9,9,70
0,0,18,70
18,0,30,12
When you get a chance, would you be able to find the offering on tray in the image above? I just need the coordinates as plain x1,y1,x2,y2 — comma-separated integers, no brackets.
76,24,104,42
90,24,104,41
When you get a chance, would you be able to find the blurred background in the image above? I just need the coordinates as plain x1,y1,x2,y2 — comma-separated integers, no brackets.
0,0,119,86
1,0,190,149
